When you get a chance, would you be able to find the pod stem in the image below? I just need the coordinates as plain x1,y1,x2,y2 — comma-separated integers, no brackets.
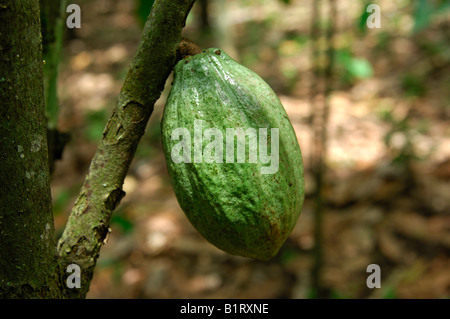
177,37,202,60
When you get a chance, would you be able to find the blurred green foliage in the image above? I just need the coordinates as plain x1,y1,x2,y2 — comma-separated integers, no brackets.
111,209,135,234
336,49,374,83
381,286,398,299
135,0,155,27
378,106,432,166
84,109,109,142
402,73,427,97
413,0,450,33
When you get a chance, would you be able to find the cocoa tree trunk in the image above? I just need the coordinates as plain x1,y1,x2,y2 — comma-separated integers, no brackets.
0,0,62,298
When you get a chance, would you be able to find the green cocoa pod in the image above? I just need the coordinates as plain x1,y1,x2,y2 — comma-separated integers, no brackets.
161,48,304,260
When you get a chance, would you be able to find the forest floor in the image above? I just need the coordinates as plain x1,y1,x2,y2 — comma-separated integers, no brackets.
51,0,450,298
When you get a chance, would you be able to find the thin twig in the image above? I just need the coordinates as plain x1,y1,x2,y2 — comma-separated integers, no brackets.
311,0,336,299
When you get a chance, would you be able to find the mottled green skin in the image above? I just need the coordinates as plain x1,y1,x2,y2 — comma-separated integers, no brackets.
162,48,304,260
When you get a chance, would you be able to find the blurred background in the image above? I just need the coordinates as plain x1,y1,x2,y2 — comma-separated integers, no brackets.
50,0,450,298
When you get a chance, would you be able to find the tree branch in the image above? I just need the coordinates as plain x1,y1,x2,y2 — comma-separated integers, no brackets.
56,0,196,298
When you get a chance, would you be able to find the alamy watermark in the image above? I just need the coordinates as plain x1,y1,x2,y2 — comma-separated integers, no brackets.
66,263,81,289
366,264,381,288
366,4,381,29
169,119,279,175
66,4,81,29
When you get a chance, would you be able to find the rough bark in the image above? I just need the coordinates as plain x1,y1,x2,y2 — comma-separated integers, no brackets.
56,0,196,298
0,0,61,298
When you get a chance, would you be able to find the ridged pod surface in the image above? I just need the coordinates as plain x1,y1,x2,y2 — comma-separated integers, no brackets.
161,48,304,260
